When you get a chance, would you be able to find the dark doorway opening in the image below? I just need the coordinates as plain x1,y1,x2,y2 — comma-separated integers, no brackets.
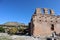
54,39,56,40
51,24,54,31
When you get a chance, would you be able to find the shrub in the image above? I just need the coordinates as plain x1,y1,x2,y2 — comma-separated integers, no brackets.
0,27,5,32
9,27,18,34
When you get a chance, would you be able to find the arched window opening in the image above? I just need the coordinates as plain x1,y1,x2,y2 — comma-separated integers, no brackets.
41,9,44,14
48,10,50,14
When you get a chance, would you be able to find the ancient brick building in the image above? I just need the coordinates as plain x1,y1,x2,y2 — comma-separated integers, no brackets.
29,8,60,37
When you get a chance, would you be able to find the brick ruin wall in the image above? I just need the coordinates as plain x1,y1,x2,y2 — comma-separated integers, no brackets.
30,8,60,37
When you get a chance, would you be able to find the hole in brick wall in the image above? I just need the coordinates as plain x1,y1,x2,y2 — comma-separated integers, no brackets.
45,20,47,22
57,16,60,18
39,17,41,18
45,17,46,18
33,20,35,21
50,18,52,19
51,21,53,22
51,24,54,31
56,21,57,23
39,20,41,21
42,15,44,17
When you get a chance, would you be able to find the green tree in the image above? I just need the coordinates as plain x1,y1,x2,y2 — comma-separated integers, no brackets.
0,27,5,32
18,25,29,34
9,27,18,34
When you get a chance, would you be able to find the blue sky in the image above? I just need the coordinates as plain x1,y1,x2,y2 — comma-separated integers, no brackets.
0,0,60,24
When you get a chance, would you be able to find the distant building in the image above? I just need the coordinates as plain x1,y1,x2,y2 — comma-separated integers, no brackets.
29,8,60,37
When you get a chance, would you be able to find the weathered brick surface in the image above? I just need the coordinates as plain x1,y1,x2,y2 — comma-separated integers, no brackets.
30,8,60,37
